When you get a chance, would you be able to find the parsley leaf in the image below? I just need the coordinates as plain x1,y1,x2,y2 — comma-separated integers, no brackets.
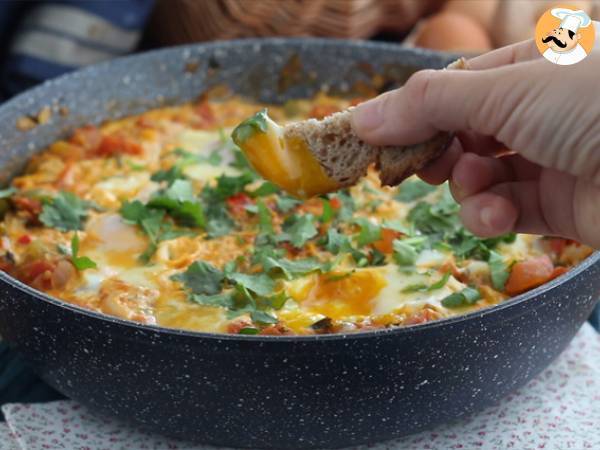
250,182,280,197
319,198,334,223
353,218,382,247
227,272,274,296
393,239,419,266
171,261,224,296
0,187,16,199
323,228,352,253
441,286,482,308
256,200,273,235
190,292,235,308
231,109,269,144
147,180,205,228
488,250,509,291
151,165,186,185
70,233,97,271
402,272,450,293
395,179,436,202
261,256,323,280
40,191,90,231
275,194,301,213
278,214,318,248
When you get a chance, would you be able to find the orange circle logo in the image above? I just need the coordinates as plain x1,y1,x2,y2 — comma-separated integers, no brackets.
535,5,595,65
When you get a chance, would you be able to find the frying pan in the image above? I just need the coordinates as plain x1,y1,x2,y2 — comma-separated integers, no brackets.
0,39,598,449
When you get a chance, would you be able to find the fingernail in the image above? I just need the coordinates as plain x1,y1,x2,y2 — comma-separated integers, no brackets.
480,205,513,231
480,207,495,228
352,96,384,132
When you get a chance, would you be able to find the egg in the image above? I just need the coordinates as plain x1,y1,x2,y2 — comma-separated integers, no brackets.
414,11,493,53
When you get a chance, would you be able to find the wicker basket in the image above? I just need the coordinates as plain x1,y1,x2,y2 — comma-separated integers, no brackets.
148,0,441,44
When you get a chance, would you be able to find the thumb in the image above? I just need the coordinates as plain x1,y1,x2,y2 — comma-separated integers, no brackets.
351,59,547,147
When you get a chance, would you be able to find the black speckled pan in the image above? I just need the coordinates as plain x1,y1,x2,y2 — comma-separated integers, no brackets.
0,39,598,449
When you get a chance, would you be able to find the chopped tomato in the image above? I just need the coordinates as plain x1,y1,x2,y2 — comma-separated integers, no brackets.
70,125,102,151
405,308,441,325
17,235,31,245
12,196,42,216
226,193,253,216
372,228,403,254
96,135,143,157
227,319,253,334
259,324,289,335
550,266,568,280
329,197,342,209
195,102,216,128
309,104,340,119
505,255,554,295
547,238,567,256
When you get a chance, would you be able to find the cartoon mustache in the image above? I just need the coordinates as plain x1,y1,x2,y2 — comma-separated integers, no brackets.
542,35,567,48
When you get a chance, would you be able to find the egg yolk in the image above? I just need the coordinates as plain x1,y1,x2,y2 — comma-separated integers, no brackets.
233,113,340,198
288,269,388,320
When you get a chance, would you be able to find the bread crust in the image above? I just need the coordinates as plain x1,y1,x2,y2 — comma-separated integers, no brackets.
283,58,466,191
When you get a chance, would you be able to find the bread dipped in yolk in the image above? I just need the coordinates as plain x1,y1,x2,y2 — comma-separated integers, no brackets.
231,110,340,198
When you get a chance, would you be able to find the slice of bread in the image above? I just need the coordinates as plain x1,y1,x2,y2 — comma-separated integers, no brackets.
283,57,466,189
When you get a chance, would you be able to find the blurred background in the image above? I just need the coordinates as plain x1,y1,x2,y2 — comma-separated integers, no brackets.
0,0,598,100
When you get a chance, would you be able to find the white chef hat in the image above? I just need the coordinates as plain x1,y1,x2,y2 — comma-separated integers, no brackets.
551,8,592,33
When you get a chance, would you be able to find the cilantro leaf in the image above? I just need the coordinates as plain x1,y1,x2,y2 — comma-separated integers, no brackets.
256,200,273,235
353,218,382,247
319,198,334,223
278,214,318,248
213,173,254,200
324,228,352,253
402,272,450,293
395,179,436,202
0,187,16,199
250,182,280,197
151,165,186,185
275,194,301,213
227,272,275,296
250,310,278,325
40,191,90,231
393,239,419,266
488,250,509,291
171,261,224,296
441,286,482,308
261,256,323,280
70,233,97,271
147,180,205,228
190,292,235,308
231,109,269,144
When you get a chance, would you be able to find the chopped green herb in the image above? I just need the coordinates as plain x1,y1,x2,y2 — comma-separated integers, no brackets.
0,187,16,199
40,191,91,231
323,228,352,254
227,272,275,296
238,327,260,335
319,198,334,223
256,200,273,234
401,272,450,293
147,180,205,228
231,109,269,144
278,214,318,248
171,261,224,296
395,179,437,202
353,218,382,247
70,233,97,271
275,194,301,213
441,286,482,308
393,239,419,267
488,250,509,291
151,165,186,185
250,181,280,197
262,256,323,280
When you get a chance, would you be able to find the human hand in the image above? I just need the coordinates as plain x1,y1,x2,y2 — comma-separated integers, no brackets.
352,40,600,249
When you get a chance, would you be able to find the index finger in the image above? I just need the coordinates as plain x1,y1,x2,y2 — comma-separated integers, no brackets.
466,39,540,70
